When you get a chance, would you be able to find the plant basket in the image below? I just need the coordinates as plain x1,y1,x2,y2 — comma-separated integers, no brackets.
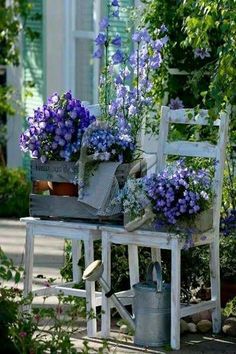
30,159,144,221
124,208,213,234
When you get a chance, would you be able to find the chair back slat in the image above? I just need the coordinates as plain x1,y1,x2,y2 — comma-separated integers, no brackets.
168,109,221,126
164,141,217,158
155,106,229,229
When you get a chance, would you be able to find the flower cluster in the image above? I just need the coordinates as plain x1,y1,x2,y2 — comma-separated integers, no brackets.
82,121,135,163
220,209,236,237
93,0,167,138
116,178,150,220
143,162,212,225
119,161,212,228
20,91,95,162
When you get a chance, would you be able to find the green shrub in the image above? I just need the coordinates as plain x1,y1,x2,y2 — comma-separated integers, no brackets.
0,167,31,217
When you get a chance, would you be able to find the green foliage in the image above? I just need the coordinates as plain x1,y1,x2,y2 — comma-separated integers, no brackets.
0,167,31,217
0,247,110,353
0,0,41,66
141,0,236,114
220,236,236,281
222,296,236,317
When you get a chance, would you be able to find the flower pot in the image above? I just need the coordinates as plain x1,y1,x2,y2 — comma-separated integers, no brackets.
48,182,78,197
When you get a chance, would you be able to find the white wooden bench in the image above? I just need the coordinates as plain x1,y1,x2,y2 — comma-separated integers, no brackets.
21,217,102,337
101,106,229,349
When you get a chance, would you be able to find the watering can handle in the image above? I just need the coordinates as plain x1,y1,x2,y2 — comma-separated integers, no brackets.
146,262,162,292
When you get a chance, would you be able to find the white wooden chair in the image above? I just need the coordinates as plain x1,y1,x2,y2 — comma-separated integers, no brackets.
101,105,229,349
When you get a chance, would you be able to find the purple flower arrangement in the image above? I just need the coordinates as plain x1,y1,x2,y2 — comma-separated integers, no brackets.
143,162,212,226
93,0,167,138
119,161,212,230
82,121,135,163
20,91,95,163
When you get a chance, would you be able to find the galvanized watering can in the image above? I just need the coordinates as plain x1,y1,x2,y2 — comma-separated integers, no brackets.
83,260,171,347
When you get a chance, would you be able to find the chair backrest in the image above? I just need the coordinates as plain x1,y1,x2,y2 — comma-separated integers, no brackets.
156,106,229,229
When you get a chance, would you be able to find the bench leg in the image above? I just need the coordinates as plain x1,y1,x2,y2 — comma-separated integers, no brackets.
101,231,111,337
210,239,221,333
128,245,139,287
24,224,34,297
84,235,96,337
171,239,181,350
72,239,82,283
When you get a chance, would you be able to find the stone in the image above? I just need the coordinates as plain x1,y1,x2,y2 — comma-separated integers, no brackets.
192,313,201,323
188,322,197,333
197,319,212,333
120,324,129,334
180,319,189,334
192,310,212,323
222,317,236,337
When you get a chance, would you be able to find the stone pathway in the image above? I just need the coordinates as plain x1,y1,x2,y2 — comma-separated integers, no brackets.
0,218,236,353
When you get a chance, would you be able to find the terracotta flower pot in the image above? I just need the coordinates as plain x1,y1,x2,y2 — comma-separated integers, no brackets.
48,182,78,197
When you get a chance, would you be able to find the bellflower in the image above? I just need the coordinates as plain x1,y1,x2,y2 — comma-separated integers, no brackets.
93,2,167,145
119,161,212,232
194,48,211,59
20,91,96,163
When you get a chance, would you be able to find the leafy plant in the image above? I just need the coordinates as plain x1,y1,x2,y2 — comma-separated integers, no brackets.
94,0,167,137
222,296,236,318
0,167,31,217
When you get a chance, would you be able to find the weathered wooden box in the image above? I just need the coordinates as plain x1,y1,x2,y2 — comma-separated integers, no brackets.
124,209,213,234
30,159,136,221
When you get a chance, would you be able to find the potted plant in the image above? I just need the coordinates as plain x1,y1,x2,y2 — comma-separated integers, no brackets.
19,90,96,196
118,160,213,245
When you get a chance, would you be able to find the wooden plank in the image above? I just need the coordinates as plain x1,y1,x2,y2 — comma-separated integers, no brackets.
180,300,217,318
29,194,122,222
164,141,217,158
31,160,78,182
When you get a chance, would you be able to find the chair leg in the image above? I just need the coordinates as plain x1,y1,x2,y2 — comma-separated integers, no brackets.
24,224,34,297
84,235,96,337
128,245,139,287
101,231,111,337
210,239,221,333
171,239,181,350
72,239,82,283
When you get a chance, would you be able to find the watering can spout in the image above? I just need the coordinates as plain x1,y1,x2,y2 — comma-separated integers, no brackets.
83,260,135,330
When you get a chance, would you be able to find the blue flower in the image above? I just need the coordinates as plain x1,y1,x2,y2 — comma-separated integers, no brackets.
99,17,109,31
95,33,107,46
112,49,124,64
93,47,103,59
169,97,184,110
194,48,211,59
111,0,119,6
111,34,121,47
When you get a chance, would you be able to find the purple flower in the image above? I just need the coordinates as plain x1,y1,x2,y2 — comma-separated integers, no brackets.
111,34,121,47
99,17,109,31
111,0,119,6
194,48,211,59
112,49,124,64
112,9,119,17
140,28,151,43
160,24,168,33
93,47,103,58
132,31,142,43
169,97,184,110
95,33,107,46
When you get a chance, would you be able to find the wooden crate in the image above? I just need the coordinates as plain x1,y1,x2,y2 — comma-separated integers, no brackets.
124,209,213,234
29,159,134,221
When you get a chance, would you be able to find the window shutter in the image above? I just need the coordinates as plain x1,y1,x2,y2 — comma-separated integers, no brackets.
105,0,134,56
22,0,44,171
